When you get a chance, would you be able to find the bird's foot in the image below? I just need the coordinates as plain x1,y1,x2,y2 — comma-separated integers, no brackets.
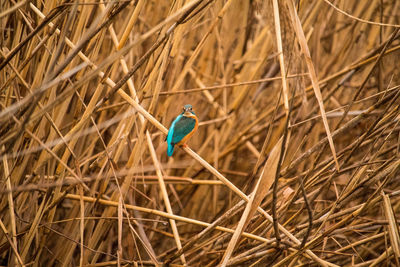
180,143,188,148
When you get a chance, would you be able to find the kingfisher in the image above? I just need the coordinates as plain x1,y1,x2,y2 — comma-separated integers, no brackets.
166,104,199,156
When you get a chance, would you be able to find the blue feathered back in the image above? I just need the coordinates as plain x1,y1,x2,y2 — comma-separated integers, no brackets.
166,115,196,156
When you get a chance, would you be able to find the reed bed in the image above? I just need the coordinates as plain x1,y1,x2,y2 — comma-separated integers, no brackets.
1,0,400,266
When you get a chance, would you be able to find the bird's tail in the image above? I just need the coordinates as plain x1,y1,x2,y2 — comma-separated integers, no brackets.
167,143,175,156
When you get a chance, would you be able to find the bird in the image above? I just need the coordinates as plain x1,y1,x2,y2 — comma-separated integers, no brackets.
166,104,199,156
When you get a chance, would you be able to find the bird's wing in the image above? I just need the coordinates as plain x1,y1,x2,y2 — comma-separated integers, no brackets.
171,116,196,144
166,114,181,144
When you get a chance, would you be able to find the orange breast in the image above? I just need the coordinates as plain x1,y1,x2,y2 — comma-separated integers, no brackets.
177,113,198,145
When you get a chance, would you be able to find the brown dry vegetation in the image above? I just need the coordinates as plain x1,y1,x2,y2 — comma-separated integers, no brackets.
1,0,400,266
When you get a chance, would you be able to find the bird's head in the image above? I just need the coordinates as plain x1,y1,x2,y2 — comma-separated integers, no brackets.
182,104,195,116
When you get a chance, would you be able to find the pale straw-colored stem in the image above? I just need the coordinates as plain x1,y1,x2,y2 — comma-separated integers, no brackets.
147,132,186,265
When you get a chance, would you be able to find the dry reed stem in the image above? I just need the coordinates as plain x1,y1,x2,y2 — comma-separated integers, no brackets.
2,148,19,266
147,133,186,265
286,0,340,171
117,0,145,50
323,0,400,28
0,218,25,266
64,193,270,244
381,192,400,259
272,0,290,111
220,137,281,266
